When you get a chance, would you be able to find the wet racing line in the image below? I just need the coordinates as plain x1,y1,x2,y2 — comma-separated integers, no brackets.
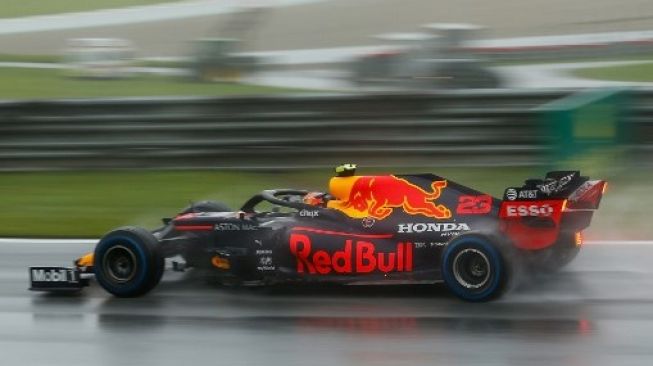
1,239,652,366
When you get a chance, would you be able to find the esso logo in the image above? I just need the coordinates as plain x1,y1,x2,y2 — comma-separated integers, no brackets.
505,204,553,217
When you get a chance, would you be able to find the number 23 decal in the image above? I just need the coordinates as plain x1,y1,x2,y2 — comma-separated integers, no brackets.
456,195,492,215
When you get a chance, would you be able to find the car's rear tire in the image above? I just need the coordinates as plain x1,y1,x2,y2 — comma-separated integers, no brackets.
180,200,231,214
442,235,507,302
552,245,580,269
535,236,581,272
94,226,164,297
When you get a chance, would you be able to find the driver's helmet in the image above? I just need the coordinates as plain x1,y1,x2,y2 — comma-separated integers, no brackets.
303,191,328,207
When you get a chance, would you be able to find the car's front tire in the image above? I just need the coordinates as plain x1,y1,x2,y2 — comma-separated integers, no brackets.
442,235,507,302
94,226,164,297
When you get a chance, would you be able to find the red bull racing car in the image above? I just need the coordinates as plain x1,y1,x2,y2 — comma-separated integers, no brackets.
29,165,606,302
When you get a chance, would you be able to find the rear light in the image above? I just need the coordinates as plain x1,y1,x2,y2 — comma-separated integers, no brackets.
575,232,583,247
602,182,609,195
561,199,568,212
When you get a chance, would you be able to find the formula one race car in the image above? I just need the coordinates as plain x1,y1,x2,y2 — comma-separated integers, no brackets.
29,165,607,301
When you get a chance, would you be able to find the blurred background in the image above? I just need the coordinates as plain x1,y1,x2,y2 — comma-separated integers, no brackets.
0,0,651,240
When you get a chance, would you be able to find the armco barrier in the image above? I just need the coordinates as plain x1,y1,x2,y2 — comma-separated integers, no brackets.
0,89,649,170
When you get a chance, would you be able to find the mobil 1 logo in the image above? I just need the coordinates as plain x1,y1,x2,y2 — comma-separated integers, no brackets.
29,266,82,290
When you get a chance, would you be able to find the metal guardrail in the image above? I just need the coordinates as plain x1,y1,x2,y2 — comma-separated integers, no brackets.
0,89,649,170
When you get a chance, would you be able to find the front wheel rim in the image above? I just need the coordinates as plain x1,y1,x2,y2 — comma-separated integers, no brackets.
103,245,138,283
452,248,491,289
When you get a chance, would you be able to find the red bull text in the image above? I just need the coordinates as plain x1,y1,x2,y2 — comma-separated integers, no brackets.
289,233,413,274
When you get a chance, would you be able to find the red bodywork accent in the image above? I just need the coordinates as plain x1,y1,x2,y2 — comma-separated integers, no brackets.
292,227,394,239
456,195,493,215
500,180,606,250
499,200,566,250
289,233,413,275
568,180,606,209
175,225,213,231
173,212,213,231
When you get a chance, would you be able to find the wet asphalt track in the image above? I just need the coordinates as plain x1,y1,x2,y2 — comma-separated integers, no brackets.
1,240,653,366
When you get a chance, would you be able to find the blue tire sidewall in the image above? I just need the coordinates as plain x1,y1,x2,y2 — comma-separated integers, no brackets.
442,236,504,302
95,235,151,295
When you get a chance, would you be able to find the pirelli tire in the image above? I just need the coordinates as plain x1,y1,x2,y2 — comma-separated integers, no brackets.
549,245,580,270
180,200,231,214
94,227,165,298
535,235,581,272
441,234,508,302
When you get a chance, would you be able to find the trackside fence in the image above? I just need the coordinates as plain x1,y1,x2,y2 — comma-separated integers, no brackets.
0,88,650,170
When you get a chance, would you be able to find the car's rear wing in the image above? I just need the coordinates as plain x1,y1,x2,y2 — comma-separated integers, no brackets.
502,171,605,204
499,171,606,250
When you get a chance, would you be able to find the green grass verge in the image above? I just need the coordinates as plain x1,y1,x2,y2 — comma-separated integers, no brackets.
0,166,644,240
0,67,303,99
137,59,188,69
572,61,653,82
0,0,182,18
0,54,61,64
0,168,539,238
490,53,653,67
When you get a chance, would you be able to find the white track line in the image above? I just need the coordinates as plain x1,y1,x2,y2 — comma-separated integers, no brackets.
0,238,96,244
0,0,323,35
587,240,653,246
0,238,651,245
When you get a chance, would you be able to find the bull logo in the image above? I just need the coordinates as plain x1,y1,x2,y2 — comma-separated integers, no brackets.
333,176,451,220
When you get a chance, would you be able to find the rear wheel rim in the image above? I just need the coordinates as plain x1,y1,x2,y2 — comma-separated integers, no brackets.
452,248,491,289
103,245,138,283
